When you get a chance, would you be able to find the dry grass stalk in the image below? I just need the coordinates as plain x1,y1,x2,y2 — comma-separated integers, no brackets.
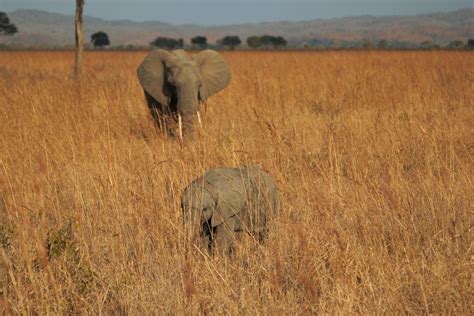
0,50,472,313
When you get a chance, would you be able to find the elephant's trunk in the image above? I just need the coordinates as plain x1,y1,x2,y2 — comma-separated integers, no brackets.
184,208,213,248
185,208,212,226
177,85,200,137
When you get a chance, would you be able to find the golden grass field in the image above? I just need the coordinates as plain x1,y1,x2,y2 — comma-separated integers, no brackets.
0,50,472,314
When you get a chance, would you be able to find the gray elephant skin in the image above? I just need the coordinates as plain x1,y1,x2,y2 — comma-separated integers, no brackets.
137,49,231,137
181,165,280,253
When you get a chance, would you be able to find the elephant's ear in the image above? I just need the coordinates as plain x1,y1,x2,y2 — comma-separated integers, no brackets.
137,49,175,105
192,50,231,101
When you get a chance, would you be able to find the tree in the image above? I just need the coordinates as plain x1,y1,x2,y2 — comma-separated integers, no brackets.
362,39,373,49
191,36,207,49
220,35,241,50
0,12,18,35
91,31,110,48
74,0,84,78
246,35,287,49
448,40,464,49
259,35,273,47
420,40,434,50
246,36,261,48
377,39,388,49
467,39,474,50
272,36,287,48
150,37,184,49
330,39,343,49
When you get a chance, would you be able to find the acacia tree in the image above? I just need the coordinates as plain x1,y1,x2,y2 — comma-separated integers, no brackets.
150,37,183,49
467,39,474,50
74,0,84,77
246,36,261,48
0,12,18,35
91,31,110,48
220,35,241,50
448,40,464,49
191,36,207,49
420,40,434,50
246,35,287,49
271,36,287,48
362,39,374,49
377,39,389,49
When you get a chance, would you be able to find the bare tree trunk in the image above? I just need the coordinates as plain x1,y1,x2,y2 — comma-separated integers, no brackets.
74,0,84,78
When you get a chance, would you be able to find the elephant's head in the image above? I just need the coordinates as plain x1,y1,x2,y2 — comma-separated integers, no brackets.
181,174,243,232
137,49,231,135
181,180,216,238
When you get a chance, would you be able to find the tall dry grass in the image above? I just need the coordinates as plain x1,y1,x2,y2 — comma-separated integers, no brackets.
0,50,472,313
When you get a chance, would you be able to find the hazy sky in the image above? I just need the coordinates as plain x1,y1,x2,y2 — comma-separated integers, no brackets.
1,0,472,25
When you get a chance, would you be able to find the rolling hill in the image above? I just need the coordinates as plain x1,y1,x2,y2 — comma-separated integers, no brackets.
1,8,473,48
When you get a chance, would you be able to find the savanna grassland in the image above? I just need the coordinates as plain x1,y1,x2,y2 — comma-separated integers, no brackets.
0,50,472,314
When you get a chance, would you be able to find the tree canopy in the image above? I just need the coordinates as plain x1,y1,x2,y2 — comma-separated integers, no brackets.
220,36,241,50
362,39,374,49
420,40,435,49
246,36,261,48
447,40,464,49
247,35,287,48
91,31,110,48
377,39,388,49
0,12,18,36
467,39,474,50
150,37,184,49
191,36,207,49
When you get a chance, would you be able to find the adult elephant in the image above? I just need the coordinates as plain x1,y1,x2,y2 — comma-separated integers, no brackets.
181,165,280,254
137,49,231,139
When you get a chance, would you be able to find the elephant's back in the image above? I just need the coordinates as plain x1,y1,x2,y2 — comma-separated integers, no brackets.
201,165,280,217
245,165,280,213
217,165,280,211
202,167,249,188
238,165,279,233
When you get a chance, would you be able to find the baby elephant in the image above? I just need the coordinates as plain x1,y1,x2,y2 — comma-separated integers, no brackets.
181,165,280,253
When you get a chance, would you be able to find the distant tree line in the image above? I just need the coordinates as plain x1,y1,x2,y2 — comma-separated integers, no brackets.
146,35,474,51
2,11,474,52
301,38,474,50
148,34,288,50
85,30,474,51
247,35,287,48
